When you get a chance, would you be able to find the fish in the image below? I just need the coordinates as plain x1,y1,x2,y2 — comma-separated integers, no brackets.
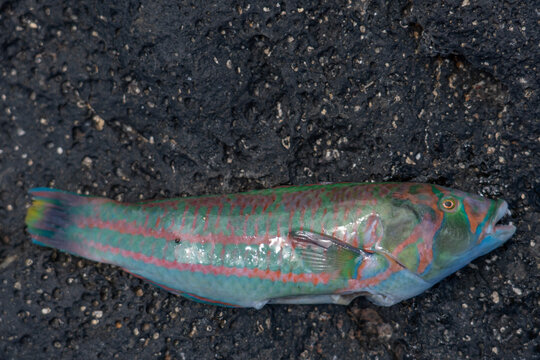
25,183,515,309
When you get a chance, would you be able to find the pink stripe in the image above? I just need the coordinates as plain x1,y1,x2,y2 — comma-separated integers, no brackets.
331,204,339,237
191,207,199,231
321,208,327,233
299,208,305,231
87,240,333,285
179,204,188,231
243,214,249,236
214,204,223,230
140,200,179,209
203,207,211,232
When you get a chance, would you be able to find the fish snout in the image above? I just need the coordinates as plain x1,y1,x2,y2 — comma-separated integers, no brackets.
481,200,516,246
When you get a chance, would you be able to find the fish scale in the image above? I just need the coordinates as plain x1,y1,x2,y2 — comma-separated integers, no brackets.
25,183,515,308
56,185,358,305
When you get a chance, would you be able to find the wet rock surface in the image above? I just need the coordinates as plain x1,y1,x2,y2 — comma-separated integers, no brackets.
0,1,538,359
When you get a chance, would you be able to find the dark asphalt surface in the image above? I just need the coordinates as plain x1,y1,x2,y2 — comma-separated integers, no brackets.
0,1,538,359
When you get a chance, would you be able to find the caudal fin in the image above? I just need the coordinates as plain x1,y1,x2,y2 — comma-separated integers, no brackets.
25,188,94,258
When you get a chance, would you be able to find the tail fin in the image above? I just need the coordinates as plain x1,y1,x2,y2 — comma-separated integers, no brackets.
26,188,94,257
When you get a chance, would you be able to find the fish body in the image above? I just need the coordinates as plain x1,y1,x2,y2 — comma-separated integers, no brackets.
25,183,515,308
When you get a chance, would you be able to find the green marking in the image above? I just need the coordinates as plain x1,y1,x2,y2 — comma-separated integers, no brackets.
164,243,177,262
397,241,421,271
207,205,220,232
409,184,422,194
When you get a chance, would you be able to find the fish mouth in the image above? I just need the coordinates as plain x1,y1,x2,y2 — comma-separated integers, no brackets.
487,200,516,241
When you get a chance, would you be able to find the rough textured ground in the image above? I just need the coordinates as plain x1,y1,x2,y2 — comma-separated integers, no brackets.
0,0,538,359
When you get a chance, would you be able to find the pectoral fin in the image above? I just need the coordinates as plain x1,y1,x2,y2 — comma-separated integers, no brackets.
289,230,367,278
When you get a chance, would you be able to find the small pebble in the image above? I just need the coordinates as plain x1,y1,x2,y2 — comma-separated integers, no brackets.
93,115,105,130
82,156,93,167
491,291,500,304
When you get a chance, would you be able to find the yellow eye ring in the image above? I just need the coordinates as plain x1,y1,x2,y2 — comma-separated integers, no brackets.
441,198,457,211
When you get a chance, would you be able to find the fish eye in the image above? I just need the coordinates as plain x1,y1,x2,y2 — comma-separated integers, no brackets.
440,197,457,211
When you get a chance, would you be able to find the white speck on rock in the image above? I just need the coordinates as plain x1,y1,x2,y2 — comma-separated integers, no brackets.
276,102,283,119
42,307,51,315
82,156,93,168
281,136,290,150
405,156,416,165
93,115,105,130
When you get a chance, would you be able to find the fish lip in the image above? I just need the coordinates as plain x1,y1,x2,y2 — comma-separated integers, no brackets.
488,200,516,239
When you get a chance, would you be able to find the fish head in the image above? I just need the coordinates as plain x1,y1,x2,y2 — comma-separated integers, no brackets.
380,184,515,284
426,186,515,283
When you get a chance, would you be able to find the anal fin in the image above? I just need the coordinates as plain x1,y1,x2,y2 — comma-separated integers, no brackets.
122,268,243,308
268,292,362,306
